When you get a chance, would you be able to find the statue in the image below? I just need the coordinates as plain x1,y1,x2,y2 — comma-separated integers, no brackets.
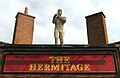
52,9,66,46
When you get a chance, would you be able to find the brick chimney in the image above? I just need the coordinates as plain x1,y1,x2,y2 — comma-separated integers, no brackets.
85,12,108,45
12,7,35,44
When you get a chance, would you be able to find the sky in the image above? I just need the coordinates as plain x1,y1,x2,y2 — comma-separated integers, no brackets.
0,0,120,44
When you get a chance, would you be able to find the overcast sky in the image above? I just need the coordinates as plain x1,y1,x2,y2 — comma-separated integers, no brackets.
0,0,120,44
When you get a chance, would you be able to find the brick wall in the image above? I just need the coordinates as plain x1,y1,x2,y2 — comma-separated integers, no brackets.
12,12,35,44
86,12,108,45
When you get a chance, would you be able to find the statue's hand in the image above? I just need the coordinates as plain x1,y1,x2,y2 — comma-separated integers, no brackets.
56,15,62,20
54,14,57,17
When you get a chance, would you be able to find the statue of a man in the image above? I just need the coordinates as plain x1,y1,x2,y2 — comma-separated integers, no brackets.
52,9,66,46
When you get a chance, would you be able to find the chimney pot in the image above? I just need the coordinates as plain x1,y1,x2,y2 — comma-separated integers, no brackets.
24,7,28,14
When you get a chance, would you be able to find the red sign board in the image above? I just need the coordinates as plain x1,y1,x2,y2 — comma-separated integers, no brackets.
4,55,116,73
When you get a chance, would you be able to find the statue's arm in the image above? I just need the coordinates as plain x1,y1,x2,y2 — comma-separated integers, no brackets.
61,17,66,23
52,14,57,24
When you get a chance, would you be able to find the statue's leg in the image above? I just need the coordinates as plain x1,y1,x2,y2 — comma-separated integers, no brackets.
59,29,64,46
54,29,59,46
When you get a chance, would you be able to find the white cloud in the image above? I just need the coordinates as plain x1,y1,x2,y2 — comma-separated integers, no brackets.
33,22,54,44
64,23,87,44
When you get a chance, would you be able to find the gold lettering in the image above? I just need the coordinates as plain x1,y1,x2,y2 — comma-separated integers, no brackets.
44,64,50,71
49,56,55,63
29,64,36,71
49,56,70,64
61,64,64,71
51,64,59,71
28,55,93,72
76,64,83,71
70,64,77,71
64,56,70,63
64,64,70,71
37,64,43,71
84,64,90,71
56,57,63,63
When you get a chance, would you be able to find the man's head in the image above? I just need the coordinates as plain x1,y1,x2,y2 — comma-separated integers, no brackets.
57,9,62,15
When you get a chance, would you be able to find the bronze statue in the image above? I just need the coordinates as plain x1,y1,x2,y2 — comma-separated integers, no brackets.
52,9,66,46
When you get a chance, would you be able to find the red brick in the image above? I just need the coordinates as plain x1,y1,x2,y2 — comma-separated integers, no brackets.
86,12,108,45
12,12,35,44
